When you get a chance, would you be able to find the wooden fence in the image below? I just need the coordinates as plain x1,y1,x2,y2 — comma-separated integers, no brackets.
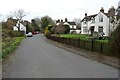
47,36,116,57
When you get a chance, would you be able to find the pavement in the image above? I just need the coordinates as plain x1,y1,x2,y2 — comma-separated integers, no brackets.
2,34,119,78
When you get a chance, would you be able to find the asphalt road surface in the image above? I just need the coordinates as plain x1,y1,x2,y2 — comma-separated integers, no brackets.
3,34,118,78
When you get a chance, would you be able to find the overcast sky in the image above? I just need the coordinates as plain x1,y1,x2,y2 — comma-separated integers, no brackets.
0,0,119,21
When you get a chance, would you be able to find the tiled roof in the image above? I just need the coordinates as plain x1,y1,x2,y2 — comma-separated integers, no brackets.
56,21,76,25
104,13,109,17
81,12,111,22
68,22,76,25
81,14,97,22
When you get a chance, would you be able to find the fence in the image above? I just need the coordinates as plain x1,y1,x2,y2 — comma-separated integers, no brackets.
47,36,116,57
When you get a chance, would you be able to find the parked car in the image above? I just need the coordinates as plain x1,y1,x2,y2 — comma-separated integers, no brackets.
26,32,33,37
32,31,39,35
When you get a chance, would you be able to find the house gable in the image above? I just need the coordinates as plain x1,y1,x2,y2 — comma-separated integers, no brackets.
81,14,97,22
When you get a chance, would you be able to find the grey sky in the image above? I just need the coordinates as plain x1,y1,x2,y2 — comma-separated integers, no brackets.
0,0,119,21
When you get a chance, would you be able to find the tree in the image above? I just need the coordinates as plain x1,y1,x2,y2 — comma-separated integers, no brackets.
31,19,40,31
54,24,70,34
73,18,81,30
55,24,65,34
111,11,120,57
25,21,32,34
40,16,55,32
44,25,53,37
11,9,28,31
64,24,70,34
1,21,7,29
34,17,41,26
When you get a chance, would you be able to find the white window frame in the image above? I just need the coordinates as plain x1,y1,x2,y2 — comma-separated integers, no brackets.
83,26,88,33
91,17,95,23
99,16,103,22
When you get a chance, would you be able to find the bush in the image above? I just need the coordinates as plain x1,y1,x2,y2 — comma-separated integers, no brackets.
54,24,70,34
44,29,52,37
11,31,24,37
111,25,120,57
2,29,24,37
55,25,65,34
64,24,70,34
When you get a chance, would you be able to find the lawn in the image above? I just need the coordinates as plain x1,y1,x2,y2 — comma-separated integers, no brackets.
60,34,88,40
96,40,109,43
2,37,25,58
60,34,109,43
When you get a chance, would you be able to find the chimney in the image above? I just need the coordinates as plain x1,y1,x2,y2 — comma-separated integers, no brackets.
100,7,104,13
56,19,60,23
108,6,115,17
65,18,68,22
61,19,63,22
85,12,87,17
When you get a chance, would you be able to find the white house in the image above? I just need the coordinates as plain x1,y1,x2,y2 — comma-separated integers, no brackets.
13,21,26,33
56,18,80,34
81,7,115,36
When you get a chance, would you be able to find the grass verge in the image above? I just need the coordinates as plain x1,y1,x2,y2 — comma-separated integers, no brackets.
2,37,25,58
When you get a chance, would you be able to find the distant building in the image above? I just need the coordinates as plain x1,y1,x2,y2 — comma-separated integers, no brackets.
81,7,115,36
6,17,27,34
56,18,80,34
13,21,26,32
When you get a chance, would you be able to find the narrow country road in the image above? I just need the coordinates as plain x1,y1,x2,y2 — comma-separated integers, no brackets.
3,34,118,78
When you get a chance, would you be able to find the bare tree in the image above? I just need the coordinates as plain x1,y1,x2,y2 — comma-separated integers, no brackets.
13,9,27,21
12,9,28,30
34,17,41,26
73,18,81,30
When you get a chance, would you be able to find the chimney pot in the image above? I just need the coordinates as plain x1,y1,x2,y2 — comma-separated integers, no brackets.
100,7,104,13
85,13,87,17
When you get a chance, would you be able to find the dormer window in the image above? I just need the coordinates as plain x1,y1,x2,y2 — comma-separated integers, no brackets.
99,16,103,22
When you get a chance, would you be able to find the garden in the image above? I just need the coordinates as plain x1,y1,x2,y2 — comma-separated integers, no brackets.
59,34,109,43
2,29,25,58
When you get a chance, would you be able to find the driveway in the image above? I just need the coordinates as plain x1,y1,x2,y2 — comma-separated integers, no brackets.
3,34,118,78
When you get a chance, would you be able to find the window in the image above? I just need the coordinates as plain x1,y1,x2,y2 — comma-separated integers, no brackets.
91,18,95,23
72,26,74,28
99,16,103,22
98,26,103,33
83,21,87,24
83,27,88,33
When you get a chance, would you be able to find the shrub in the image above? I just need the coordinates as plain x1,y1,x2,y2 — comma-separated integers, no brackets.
44,29,52,37
55,25,65,34
111,25,120,57
11,31,24,37
54,24,70,34
2,29,24,37
64,24,70,34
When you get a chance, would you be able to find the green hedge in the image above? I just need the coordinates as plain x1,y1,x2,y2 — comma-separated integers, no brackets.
2,29,24,37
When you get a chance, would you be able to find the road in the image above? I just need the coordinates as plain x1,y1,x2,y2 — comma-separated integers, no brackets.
3,34,118,78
